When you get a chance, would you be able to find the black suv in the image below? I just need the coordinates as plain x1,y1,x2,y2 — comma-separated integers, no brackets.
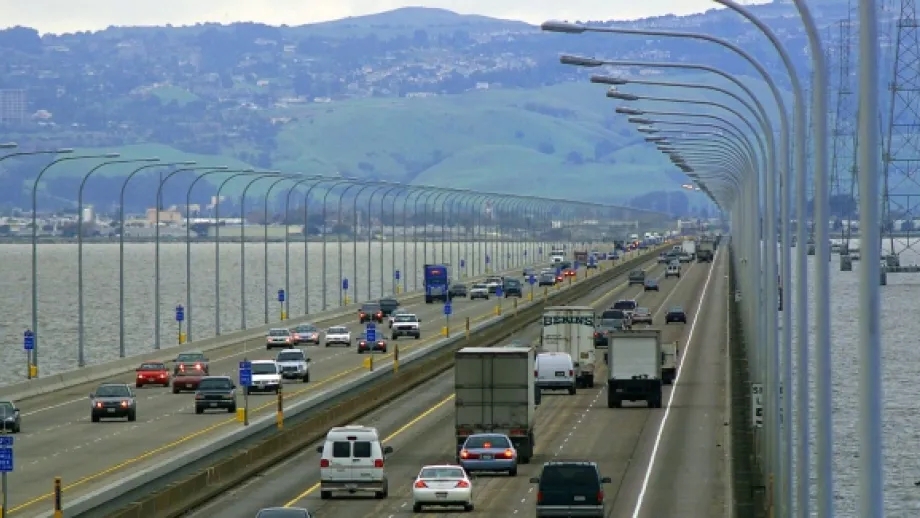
378,296,400,316
627,270,646,285
530,461,611,517
502,278,523,298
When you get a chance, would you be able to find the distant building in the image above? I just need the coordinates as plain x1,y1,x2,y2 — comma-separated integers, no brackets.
82,205,96,223
0,89,27,126
146,208,183,224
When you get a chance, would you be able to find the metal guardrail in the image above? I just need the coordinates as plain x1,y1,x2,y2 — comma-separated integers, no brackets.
67,248,667,518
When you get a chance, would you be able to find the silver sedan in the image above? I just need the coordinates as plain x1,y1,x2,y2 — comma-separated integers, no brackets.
412,465,474,513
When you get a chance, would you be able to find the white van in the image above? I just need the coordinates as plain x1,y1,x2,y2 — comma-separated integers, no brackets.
534,352,577,395
316,425,393,499
665,263,681,279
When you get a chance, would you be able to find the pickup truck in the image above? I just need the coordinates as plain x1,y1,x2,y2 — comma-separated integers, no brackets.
627,270,646,286
324,326,352,347
391,313,422,339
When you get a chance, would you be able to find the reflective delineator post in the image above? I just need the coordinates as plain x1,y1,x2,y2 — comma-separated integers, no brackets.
53,476,62,518
276,385,283,430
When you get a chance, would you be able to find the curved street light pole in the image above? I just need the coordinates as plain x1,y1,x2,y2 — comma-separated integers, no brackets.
426,191,450,265
1,146,74,165
31,152,118,373
239,173,282,329
184,168,253,342
362,183,392,301
403,189,430,292
320,180,355,309
155,165,229,349
297,177,334,315
334,181,365,306
348,184,376,303
119,161,196,357
377,185,405,296
282,175,325,317
263,175,300,324
212,171,259,335
77,157,160,366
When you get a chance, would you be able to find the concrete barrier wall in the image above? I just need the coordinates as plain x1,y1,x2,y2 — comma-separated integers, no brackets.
728,245,766,518
93,247,667,518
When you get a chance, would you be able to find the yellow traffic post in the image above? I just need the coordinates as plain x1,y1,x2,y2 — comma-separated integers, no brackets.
53,476,63,518
281,310,287,321
236,407,246,422
344,294,350,305
276,385,284,430
396,285,401,295
363,355,374,371
568,276,573,286
493,300,502,316
543,287,548,301
393,345,399,373
178,331,186,344
29,364,37,378
465,317,471,339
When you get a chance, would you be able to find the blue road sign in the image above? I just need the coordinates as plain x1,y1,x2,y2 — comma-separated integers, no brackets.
0,447,12,472
395,269,401,280
460,259,465,268
239,361,252,387
0,436,13,447
574,260,580,270
555,266,562,276
175,305,184,323
485,254,491,264
528,274,536,285
23,330,34,351
277,289,285,302
342,278,349,291
443,302,452,316
495,285,503,297
365,323,376,342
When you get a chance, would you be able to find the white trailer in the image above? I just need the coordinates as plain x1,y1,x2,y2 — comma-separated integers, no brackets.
681,239,697,259
606,330,663,408
454,346,537,463
540,306,597,388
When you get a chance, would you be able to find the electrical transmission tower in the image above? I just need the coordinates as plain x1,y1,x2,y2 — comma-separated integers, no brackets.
829,10,859,268
882,0,920,271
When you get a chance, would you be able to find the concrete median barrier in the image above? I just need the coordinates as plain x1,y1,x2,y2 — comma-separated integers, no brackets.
88,247,668,518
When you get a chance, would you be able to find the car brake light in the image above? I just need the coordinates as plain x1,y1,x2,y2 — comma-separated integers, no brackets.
414,480,428,488
378,341,384,346
598,490,605,501
374,459,384,468
95,402,102,408
594,332,600,338
455,480,470,488
195,394,203,399
195,363,202,370
537,491,543,504
501,449,515,459
179,364,186,371
534,370,538,377
569,369,574,377
459,450,470,459
320,459,330,468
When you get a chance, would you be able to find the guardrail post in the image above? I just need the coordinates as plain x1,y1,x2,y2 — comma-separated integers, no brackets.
363,355,374,371
543,287,548,300
513,298,518,315
465,317,470,340
53,476,62,518
276,385,283,430
393,345,399,373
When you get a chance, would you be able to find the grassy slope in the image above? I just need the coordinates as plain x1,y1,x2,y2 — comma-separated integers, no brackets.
47,72,783,204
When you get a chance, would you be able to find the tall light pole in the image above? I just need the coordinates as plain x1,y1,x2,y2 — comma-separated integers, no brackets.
31,152,118,374
263,175,299,324
320,180,356,310
282,175,326,317
77,157,160,366
238,173,282,329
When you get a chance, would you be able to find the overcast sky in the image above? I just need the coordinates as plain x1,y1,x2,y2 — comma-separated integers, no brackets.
1,1,770,35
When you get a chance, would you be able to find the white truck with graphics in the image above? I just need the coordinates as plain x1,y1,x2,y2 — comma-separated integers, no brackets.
540,306,597,388
606,329,663,408
454,346,537,464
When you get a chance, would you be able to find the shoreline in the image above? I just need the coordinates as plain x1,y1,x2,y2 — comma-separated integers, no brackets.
0,236,532,245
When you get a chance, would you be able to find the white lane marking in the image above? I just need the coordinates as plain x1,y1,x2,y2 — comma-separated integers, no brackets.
631,250,720,517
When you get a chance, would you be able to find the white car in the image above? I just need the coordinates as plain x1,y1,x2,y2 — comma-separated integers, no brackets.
388,308,411,328
391,313,421,340
275,349,311,382
317,425,392,499
469,283,490,300
247,360,282,394
412,464,474,513
324,326,351,347
265,328,293,349
484,276,503,293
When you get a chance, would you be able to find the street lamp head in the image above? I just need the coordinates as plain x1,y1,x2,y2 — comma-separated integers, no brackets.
590,75,627,86
142,157,161,162
0,143,16,149
540,20,586,34
180,161,197,165
628,116,653,124
55,148,75,153
559,54,604,67
636,126,658,134
606,89,640,101
103,153,121,158
644,136,666,142
615,106,643,115
213,166,230,170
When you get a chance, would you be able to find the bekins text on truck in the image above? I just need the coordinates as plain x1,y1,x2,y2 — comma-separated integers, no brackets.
541,306,598,388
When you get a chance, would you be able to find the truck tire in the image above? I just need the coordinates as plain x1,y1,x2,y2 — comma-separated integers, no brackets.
391,334,398,340
568,385,576,395
320,490,332,500
607,394,621,408
587,375,595,388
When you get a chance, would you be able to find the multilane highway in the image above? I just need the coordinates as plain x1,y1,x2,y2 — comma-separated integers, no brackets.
4,256,640,517
185,250,728,517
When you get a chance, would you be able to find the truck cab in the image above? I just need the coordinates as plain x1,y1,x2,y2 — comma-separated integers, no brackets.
423,264,450,303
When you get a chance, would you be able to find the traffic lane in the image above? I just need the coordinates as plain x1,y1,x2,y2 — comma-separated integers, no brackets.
5,282,550,515
185,371,459,518
15,263,532,412
634,254,729,518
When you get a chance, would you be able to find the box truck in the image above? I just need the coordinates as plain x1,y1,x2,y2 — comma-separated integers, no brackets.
454,346,537,463
661,340,679,385
606,330,663,408
540,306,597,388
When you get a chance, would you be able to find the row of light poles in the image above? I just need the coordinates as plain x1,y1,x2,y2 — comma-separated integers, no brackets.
542,0,885,515
2,144,666,379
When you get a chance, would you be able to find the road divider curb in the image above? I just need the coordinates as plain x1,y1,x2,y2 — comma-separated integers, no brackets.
82,247,667,518
0,266,530,403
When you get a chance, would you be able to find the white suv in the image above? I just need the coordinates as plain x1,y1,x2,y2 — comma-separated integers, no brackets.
665,264,681,278
391,314,421,340
317,425,393,499
247,360,282,394
275,349,311,382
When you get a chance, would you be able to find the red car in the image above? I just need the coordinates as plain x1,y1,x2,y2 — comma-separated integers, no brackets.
172,351,210,393
135,362,170,388
563,268,577,278
357,335,387,354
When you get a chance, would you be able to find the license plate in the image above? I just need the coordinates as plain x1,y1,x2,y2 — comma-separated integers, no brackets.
574,495,586,502
555,371,566,377
345,483,357,490
481,454,493,460
436,492,448,498
209,403,217,407
186,384,193,388
107,408,115,413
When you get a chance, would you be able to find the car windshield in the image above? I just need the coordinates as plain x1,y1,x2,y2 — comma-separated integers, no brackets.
452,284,466,289
176,353,204,362
420,467,466,479
294,325,315,332
269,329,289,336
394,315,416,322
256,509,309,518
199,378,233,390
486,277,502,283
601,310,626,320
328,327,348,334
95,385,130,397
540,464,600,488
251,363,277,374
635,308,650,316
379,299,398,306
645,279,657,284
138,363,165,370
669,306,684,313
505,279,520,287
0,402,15,415
465,435,511,449
613,301,636,310
629,271,643,277
361,304,380,311
277,351,304,362
472,284,487,289
393,308,408,315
